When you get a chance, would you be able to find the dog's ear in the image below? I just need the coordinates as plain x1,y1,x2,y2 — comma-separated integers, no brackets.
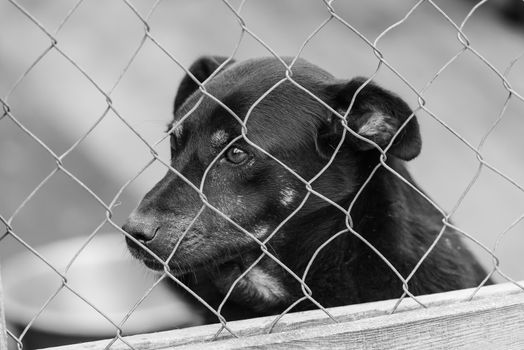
174,56,235,112
321,77,421,161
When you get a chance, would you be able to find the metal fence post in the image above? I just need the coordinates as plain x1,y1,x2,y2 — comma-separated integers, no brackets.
0,263,8,350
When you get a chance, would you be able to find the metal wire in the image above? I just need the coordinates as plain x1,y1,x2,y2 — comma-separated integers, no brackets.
1,0,524,349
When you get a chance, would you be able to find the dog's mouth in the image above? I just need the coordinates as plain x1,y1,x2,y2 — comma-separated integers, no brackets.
141,254,248,276
126,236,254,276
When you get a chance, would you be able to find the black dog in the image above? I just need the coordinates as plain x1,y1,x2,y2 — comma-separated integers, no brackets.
122,56,490,320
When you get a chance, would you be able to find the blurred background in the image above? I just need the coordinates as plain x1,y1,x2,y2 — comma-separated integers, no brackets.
1,0,523,348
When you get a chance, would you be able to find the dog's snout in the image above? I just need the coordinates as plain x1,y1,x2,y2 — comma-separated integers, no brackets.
122,212,159,243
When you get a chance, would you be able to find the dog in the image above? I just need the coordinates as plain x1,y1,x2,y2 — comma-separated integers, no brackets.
122,56,491,321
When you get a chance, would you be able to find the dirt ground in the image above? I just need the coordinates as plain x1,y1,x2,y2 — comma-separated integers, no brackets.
1,0,523,341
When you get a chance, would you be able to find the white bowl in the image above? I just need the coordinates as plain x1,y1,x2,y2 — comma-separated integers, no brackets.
2,233,203,337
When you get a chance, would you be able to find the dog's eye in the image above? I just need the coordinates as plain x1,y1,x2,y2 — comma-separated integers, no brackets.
225,147,249,164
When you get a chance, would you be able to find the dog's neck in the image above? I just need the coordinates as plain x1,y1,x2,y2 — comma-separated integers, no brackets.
281,155,435,306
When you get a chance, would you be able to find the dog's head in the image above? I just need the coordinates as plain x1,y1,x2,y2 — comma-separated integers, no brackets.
122,56,421,299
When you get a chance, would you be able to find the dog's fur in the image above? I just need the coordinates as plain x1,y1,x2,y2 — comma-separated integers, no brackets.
123,56,490,321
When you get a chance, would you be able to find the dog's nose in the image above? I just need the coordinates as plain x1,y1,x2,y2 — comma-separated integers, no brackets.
122,212,159,243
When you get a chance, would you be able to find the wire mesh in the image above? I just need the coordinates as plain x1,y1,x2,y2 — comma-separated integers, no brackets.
1,0,524,349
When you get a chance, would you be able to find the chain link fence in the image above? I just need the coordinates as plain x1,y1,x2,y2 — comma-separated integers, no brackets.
1,0,524,349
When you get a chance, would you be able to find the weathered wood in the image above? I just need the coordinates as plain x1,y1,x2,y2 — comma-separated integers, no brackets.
44,281,524,350
0,263,9,350
175,289,524,349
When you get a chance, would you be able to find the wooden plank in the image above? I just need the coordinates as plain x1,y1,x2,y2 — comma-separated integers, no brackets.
44,281,524,350
0,263,9,350
175,291,524,350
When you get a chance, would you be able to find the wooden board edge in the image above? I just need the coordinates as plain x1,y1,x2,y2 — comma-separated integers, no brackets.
42,281,524,350
174,291,524,350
